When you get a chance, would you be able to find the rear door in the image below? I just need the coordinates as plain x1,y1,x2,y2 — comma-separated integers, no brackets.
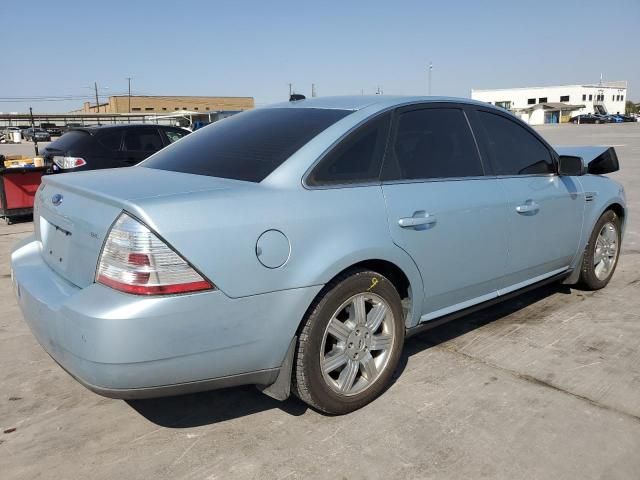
469,107,583,289
381,104,509,320
121,127,165,165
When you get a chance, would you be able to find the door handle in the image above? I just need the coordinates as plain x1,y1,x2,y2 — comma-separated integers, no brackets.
515,201,540,215
398,213,437,228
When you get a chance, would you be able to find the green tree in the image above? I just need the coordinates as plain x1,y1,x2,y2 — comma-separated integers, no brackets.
626,100,638,115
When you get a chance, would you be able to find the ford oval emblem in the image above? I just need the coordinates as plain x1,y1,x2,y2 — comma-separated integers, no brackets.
51,194,63,206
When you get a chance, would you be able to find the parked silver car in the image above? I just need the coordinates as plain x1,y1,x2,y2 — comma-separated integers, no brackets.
11,96,625,414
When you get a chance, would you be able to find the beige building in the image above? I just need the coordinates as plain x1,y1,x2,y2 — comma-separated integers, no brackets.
73,95,254,114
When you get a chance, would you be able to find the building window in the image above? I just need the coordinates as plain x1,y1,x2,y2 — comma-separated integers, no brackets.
206,107,210,111
538,97,548,103
145,107,154,111
175,107,179,110
194,107,199,111
132,107,141,111
495,101,511,110
621,95,624,102
582,94,586,101
560,95,569,102
589,94,593,101
527,98,535,105
162,107,167,111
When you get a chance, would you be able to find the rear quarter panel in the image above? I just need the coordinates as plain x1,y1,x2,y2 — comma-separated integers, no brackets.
129,185,424,326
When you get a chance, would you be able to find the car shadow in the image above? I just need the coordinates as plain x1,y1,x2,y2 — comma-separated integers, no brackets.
127,385,308,428
129,283,571,427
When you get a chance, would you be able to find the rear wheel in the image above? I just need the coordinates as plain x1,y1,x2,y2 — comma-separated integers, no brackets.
579,210,621,290
293,269,404,414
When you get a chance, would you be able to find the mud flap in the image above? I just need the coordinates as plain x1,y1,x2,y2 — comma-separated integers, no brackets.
257,336,296,401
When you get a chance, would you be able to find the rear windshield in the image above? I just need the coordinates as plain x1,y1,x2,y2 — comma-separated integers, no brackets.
46,130,93,151
143,108,351,182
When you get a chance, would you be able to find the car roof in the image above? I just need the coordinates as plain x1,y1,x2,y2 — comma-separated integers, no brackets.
264,95,492,112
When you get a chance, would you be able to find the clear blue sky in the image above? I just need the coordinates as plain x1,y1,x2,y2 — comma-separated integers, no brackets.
2,0,639,113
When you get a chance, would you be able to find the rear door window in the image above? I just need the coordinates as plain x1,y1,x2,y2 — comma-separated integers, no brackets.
476,111,554,175
307,112,391,186
382,108,484,181
143,108,351,182
97,131,123,152
124,128,164,153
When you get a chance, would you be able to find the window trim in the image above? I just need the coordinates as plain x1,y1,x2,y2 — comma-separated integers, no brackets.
380,103,489,184
467,106,558,177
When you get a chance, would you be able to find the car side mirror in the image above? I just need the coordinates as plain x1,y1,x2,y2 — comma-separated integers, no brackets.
558,155,585,176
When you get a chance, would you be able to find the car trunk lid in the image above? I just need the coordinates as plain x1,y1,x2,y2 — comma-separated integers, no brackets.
36,167,248,288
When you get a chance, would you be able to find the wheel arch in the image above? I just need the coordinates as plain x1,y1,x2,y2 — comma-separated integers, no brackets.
565,199,626,285
606,202,626,228
303,252,424,329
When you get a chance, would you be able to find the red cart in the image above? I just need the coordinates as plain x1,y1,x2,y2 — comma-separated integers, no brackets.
0,166,46,224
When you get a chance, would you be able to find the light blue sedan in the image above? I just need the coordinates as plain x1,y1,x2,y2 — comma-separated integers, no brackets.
11,96,626,414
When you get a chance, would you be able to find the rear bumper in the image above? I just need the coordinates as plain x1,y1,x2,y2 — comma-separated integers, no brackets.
11,236,321,398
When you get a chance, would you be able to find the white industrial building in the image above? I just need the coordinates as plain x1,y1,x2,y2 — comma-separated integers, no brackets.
471,81,628,125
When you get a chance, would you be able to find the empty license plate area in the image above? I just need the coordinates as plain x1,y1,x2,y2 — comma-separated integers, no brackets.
40,217,73,272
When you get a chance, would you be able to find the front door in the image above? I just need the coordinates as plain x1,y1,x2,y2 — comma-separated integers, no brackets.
381,105,510,320
470,108,583,290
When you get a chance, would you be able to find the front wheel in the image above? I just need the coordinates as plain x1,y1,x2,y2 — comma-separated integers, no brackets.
579,210,621,290
293,269,405,414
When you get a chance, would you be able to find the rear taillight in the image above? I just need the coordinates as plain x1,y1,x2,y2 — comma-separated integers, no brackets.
96,213,213,295
53,156,86,169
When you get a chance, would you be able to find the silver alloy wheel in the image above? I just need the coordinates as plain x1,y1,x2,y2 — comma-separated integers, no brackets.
594,221,619,280
320,292,396,396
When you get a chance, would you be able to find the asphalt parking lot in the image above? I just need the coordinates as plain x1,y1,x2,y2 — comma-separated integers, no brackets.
1,123,639,479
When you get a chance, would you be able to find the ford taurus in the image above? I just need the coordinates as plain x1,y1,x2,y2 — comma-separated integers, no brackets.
11,96,625,414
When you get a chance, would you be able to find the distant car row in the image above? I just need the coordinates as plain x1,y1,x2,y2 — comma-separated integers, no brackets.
2,123,95,143
570,113,638,124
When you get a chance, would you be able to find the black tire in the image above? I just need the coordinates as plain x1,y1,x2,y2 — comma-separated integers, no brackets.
292,269,405,415
579,210,621,290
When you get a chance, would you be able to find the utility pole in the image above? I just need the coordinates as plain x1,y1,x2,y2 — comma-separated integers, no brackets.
126,77,132,113
126,76,132,123
94,81,100,113
288,83,292,97
29,107,38,156
311,83,316,97
428,61,433,95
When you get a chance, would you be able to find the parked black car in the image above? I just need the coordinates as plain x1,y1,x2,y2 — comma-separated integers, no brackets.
570,114,605,124
42,124,190,173
23,127,51,141
40,123,63,136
